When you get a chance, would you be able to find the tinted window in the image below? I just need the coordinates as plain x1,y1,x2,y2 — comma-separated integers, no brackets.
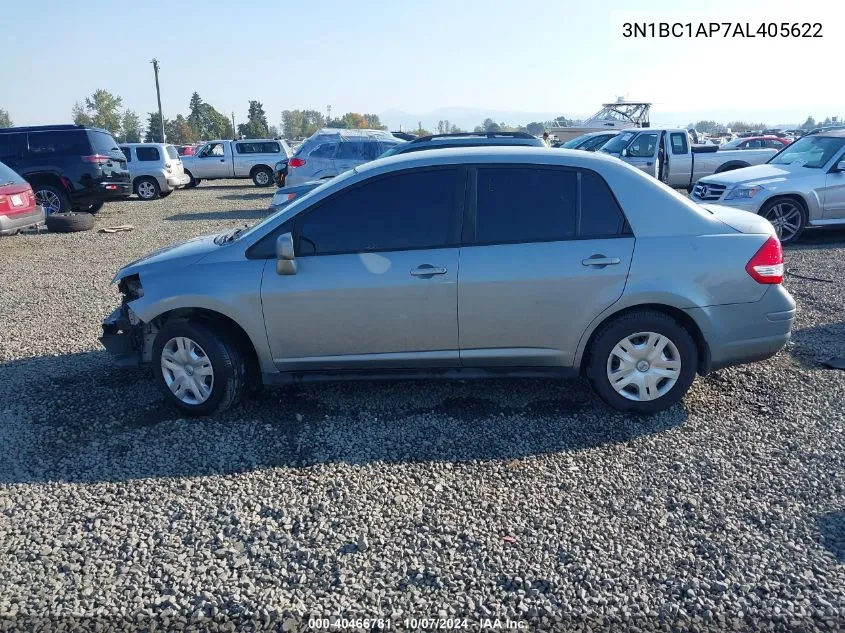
136,146,160,161
670,133,688,155
165,145,179,159
308,143,336,158
119,147,132,162
0,161,25,185
235,142,280,154
27,130,90,155
87,130,120,154
579,170,625,237
628,133,658,157
297,168,459,255
335,141,372,160
0,133,27,160
476,167,576,244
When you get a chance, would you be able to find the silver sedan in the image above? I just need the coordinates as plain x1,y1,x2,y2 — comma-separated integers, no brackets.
101,147,796,416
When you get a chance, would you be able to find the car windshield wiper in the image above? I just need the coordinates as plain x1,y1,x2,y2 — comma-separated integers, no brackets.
214,227,247,245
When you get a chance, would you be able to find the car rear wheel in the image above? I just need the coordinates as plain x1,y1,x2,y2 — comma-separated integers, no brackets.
587,311,697,414
136,177,161,200
252,167,273,187
34,184,69,216
759,198,806,245
185,172,201,188
152,319,246,416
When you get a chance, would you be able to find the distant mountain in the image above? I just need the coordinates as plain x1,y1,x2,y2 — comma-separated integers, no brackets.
380,107,587,132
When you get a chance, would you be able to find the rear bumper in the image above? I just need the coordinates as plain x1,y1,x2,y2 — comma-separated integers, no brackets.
71,181,133,205
165,173,190,189
686,285,796,373
0,206,45,235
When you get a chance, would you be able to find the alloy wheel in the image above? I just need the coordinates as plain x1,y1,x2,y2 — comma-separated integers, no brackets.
160,337,214,405
763,202,802,243
137,181,157,199
255,171,270,185
35,189,62,215
606,331,681,402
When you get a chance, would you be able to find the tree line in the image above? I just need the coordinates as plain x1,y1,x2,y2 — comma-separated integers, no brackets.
689,115,841,134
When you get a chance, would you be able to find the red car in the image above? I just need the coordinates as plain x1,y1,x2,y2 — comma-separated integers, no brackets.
721,135,791,150
0,160,43,235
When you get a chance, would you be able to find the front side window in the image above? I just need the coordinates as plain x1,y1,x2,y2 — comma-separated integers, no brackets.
136,146,160,161
203,142,225,157
768,135,845,168
475,167,577,244
297,168,460,256
627,133,658,158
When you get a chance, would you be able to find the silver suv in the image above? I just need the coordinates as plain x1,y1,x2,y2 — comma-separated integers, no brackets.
285,129,403,186
101,148,795,417
119,143,189,200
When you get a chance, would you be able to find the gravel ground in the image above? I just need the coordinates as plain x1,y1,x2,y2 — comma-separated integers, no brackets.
0,181,844,632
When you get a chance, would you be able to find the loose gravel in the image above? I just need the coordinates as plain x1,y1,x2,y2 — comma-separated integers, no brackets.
0,181,843,632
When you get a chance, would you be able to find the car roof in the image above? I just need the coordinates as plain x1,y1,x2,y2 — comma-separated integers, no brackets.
808,128,845,137
309,128,395,139
356,145,624,177
0,124,112,134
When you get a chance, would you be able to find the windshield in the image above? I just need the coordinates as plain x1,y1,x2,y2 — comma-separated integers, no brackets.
234,169,357,242
768,135,845,168
600,131,636,154
562,134,592,149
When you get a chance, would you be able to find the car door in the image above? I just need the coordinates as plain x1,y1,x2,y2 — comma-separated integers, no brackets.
822,147,845,220
260,167,465,370
197,142,230,178
458,165,634,367
334,140,368,173
666,131,693,188
624,131,659,177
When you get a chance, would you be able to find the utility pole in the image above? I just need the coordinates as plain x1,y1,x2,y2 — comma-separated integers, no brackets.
231,112,236,138
151,59,165,143
327,105,332,124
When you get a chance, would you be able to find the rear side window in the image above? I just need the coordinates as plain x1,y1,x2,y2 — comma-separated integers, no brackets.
136,146,160,161
297,168,460,255
579,170,625,237
119,147,132,162
87,130,120,154
476,167,577,244
308,143,336,158
235,142,280,154
0,133,27,160
165,145,179,159
670,133,688,155
335,141,370,160
0,161,25,184
27,130,90,155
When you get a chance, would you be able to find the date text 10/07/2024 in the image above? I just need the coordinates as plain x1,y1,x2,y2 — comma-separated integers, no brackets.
622,22,822,38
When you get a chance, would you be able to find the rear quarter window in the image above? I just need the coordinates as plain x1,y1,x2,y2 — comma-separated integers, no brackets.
136,146,161,161
165,145,179,159
27,130,90,155
579,170,626,237
0,161,25,184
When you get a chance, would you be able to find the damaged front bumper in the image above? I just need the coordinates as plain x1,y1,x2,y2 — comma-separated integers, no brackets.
100,305,145,367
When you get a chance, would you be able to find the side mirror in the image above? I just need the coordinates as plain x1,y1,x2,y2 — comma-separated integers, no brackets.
276,232,297,275
837,160,845,172
620,148,629,157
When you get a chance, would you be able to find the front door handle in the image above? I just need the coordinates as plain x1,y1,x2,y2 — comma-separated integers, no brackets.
220,159,225,162
410,264,447,278
582,255,621,267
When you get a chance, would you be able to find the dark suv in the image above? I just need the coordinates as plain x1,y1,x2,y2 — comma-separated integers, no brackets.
0,125,131,215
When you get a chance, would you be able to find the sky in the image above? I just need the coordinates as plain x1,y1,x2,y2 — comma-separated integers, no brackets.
1,0,842,131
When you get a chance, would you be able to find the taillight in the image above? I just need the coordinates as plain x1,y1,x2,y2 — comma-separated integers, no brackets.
165,162,172,173
82,154,110,165
289,157,306,168
745,236,784,284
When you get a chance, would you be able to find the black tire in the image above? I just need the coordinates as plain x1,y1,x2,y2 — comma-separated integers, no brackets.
152,319,246,416
758,197,806,245
251,166,273,187
586,310,698,414
135,177,161,201
72,201,105,214
185,172,201,188
33,184,70,216
159,191,173,198
45,212,95,233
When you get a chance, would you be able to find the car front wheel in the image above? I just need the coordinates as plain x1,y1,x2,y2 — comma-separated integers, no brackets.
759,198,806,245
587,311,697,414
152,319,246,416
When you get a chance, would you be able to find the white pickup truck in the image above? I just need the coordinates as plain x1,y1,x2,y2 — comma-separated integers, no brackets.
600,128,778,190
181,139,291,187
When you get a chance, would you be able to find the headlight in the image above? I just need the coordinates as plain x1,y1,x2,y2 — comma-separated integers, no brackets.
725,186,762,200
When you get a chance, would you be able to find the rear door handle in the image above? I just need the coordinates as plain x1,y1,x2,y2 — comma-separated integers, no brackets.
410,265,447,277
582,255,621,267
